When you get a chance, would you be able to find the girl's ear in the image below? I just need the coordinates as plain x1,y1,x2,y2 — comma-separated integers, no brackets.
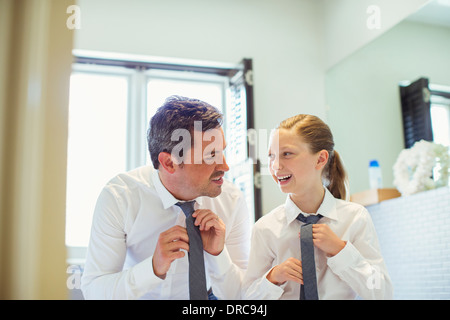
316,149,329,170
158,152,177,174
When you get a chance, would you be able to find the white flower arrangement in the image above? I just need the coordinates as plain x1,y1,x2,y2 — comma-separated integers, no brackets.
393,140,450,196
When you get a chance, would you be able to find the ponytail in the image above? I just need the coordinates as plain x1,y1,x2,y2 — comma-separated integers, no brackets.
326,150,349,201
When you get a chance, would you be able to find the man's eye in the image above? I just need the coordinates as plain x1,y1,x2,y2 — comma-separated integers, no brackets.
205,151,220,160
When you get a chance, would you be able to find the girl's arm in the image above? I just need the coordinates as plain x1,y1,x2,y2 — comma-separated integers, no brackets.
323,209,393,300
242,224,286,300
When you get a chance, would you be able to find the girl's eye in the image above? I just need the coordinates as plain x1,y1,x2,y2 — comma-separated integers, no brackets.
268,153,275,160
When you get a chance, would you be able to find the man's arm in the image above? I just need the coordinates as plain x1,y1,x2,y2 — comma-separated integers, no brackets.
81,188,164,299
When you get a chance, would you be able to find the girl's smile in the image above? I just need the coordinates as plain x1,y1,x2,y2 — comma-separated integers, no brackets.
276,174,293,185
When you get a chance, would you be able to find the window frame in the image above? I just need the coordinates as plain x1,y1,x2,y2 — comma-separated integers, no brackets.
399,78,450,149
430,85,450,147
67,64,134,263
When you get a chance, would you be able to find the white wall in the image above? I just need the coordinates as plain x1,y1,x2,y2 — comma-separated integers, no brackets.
326,21,450,195
323,0,429,70
74,0,326,214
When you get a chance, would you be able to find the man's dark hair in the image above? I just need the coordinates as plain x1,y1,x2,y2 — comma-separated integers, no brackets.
147,95,223,169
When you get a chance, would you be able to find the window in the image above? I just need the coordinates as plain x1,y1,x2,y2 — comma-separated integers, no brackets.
65,55,258,262
430,85,450,147
66,66,130,248
399,78,450,148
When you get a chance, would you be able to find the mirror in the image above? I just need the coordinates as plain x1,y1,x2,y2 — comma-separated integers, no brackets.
325,0,450,195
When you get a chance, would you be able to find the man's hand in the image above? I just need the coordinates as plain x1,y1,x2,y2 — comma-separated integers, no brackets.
193,209,226,256
266,257,303,286
152,226,189,279
152,210,226,279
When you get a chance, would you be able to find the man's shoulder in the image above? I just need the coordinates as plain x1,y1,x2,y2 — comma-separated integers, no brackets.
103,165,154,193
221,178,244,197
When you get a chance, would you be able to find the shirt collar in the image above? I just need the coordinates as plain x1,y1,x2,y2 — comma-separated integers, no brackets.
284,186,338,225
151,169,203,210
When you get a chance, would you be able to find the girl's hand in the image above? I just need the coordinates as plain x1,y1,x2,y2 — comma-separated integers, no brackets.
312,224,346,256
266,257,303,286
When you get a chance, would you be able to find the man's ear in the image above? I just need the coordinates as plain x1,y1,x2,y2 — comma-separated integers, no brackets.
316,150,329,170
158,152,177,174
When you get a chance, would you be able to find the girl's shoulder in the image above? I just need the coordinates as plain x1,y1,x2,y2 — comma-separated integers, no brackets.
336,198,367,212
334,198,372,224
254,203,287,228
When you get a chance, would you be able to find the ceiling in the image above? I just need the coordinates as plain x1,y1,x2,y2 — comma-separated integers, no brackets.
406,0,450,28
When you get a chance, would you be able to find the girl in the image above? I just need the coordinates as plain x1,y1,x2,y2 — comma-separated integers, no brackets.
243,114,393,299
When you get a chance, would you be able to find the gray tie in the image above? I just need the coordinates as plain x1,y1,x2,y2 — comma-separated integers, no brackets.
175,201,208,300
296,213,323,300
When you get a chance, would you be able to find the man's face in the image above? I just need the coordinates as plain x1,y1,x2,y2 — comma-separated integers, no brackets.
175,127,229,199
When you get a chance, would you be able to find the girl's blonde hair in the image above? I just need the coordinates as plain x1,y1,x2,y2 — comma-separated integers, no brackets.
277,114,349,200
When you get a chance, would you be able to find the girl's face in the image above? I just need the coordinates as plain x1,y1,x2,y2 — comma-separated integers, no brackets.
268,128,325,195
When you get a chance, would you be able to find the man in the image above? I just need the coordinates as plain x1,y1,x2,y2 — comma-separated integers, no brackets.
81,96,251,299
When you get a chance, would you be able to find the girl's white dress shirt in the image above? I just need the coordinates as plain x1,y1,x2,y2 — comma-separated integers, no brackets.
81,165,251,300
243,187,393,300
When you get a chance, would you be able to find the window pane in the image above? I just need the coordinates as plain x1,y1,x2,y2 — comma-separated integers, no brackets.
66,73,128,247
431,103,450,147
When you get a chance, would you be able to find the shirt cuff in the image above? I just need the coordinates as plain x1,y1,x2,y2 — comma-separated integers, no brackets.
260,268,287,299
205,246,233,276
326,241,360,274
244,267,286,300
132,255,165,291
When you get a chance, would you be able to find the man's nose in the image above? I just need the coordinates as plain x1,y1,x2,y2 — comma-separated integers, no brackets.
217,154,230,172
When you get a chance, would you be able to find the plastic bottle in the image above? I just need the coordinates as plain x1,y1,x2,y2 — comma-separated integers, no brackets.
368,159,383,189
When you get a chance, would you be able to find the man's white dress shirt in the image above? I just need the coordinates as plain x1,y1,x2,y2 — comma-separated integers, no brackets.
243,187,393,300
81,165,251,300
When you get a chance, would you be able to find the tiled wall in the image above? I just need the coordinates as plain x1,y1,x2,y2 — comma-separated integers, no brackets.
367,187,450,299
